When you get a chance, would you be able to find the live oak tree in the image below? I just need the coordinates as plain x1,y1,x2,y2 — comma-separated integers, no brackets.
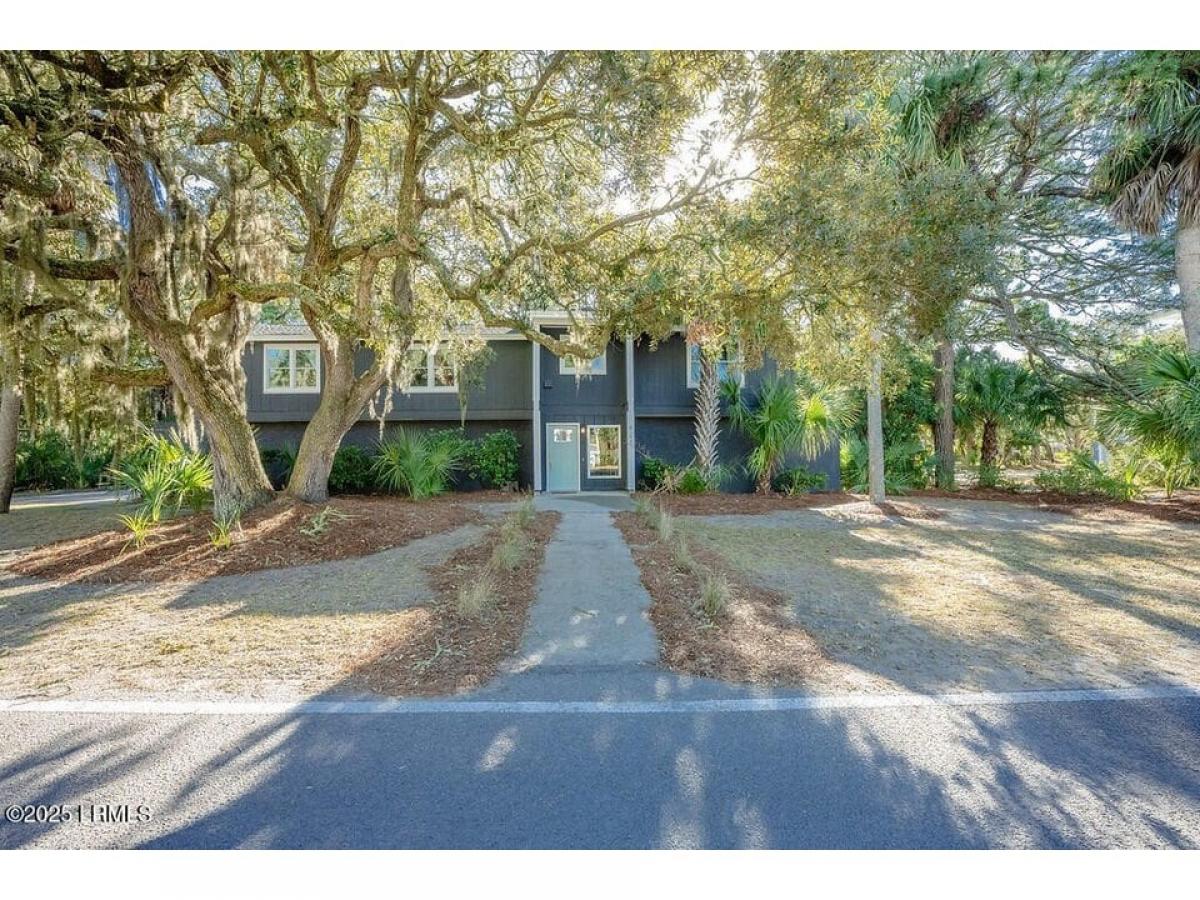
196,51,752,502
0,51,291,518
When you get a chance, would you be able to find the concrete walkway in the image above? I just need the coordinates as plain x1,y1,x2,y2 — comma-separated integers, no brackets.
503,493,658,674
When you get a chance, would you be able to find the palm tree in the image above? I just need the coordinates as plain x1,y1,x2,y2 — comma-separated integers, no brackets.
1094,52,1200,351
723,376,848,494
957,354,1065,486
1100,348,1200,496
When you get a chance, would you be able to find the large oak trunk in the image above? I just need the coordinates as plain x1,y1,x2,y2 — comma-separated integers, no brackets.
286,337,388,504
933,333,956,490
1178,222,1200,353
109,142,273,520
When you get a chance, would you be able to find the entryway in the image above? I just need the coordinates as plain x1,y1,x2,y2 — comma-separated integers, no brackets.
545,422,580,492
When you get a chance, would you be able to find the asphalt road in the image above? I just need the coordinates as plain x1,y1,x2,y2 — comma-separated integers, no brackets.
3,686,1199,848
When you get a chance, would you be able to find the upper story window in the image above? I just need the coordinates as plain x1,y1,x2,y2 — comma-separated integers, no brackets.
687,341,744,389
406,345,458,392
264,344,320,393
559,340,607,376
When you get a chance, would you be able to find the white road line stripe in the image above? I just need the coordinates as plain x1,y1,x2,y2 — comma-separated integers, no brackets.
1,685,1199,716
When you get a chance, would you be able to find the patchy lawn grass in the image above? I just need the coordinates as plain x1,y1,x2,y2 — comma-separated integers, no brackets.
0,495,554,701
678,498,1200,693
0,495,135,552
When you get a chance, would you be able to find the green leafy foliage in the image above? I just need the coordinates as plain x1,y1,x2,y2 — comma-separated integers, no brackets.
118,510,155,551
15,431,77,490
773,466,828,495
328,445,375,494
1033,453,1142,501
298,506,351,538
841,434,932,494
373,428,463,499
724,376,847,492
466,430,521,489
1100,348,1200,497
638,455,670,491
109,432,213,521
208,511,240,551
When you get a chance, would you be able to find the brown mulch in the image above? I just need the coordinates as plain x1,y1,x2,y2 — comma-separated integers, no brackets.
8,495,488,585
344,511,561,696
647,490,858,516
912,487,1200,525
613,511,831,686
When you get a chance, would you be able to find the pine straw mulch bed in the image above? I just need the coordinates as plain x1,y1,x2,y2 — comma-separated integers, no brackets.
7,494,495,585
613,510,832,686
646,491,859,517
344,511,560,696
912,487,1200,525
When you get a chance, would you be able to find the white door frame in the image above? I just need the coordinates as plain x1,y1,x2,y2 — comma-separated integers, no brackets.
545,421,581,493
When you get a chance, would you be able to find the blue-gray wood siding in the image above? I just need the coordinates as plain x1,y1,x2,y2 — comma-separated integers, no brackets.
255,419,535,489
244,339,532,422
538,328,626,416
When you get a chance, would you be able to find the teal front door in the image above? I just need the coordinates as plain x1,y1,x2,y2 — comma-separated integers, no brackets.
546,422,580,492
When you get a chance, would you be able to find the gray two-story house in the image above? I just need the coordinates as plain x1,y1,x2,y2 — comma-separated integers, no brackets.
242,314,840,492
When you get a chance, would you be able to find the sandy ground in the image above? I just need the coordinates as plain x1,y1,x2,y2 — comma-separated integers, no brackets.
0,521,489,701
0,493,134,552
683,498,1200,694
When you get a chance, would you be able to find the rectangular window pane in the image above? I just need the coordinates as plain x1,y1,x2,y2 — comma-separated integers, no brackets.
587,425,620,478
293,348,318,388
433,353,456,387
688,343,702,387
553,428,573,443
407,348,429,387
266,348,291,389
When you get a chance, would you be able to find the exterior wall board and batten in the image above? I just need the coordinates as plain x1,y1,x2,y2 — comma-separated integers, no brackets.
242,324,840,493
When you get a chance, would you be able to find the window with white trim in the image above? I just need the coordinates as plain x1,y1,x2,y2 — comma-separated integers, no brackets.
264,344,320,393
686,341,743,389
559,338,606,376
405,345,457,392
587,424,621,479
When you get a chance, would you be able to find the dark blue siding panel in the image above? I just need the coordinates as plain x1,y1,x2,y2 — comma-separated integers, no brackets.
253,419,534,490
633,333,776,416
633,416,841,493
538,328,626,415
245,339,532,422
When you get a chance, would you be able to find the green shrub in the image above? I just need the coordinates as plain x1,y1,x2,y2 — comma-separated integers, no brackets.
773,466,827,495
14,431,78,490
840,435,932,494
469,430,520,488
1033,453,1141,501
328,445,375,494
259,445,297,490
675,467,710,495
373,428,462,499
639,455,670,490
208,511,240,551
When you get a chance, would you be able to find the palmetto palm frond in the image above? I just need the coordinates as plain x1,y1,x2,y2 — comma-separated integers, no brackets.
1094,51,1200,232
1100,349,1200,481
